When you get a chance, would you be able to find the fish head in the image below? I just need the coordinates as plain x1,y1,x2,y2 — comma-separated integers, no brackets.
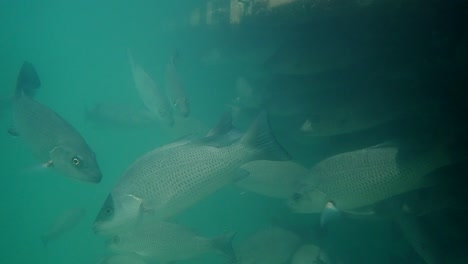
288,187,328,213
174,97,190,117
158,108,175,126
49,145,102,183
93,193,142,235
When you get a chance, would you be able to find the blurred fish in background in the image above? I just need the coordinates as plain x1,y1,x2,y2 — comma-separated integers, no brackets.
41,208,86,246
166,51,190,117
234,225,302,264
107,221,236,263
128,49,175,127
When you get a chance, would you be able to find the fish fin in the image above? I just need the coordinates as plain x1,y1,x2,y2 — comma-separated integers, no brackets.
233,168,250,182
16,61,41,97
7,127,19,137
320,202,341,227
206,112,234,137
199,112,243,147
240,111,290,161
212,232,237,263
367,141,399,149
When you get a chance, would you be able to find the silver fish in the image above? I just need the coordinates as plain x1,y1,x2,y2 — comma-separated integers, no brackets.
107,221,236,263
96,254,147,264
236,160,308,199
12,62,102,183
93,112,289,234
41,208,86,246
288,144,452,218
291,244,331,264
166,52,189,117
128,49,174,126
235,225,301,264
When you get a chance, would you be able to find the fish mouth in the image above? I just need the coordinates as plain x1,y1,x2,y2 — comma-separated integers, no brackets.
92,222,108,235
81,170,103,184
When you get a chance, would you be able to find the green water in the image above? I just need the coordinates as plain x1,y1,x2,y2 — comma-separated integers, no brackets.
1,0,467,263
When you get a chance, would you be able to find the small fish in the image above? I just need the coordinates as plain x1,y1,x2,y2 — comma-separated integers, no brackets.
96,254,147,264
11,62,102,183
166,51,190,117
85,102,158,128
107,221,236,263
291,244,331,264
41,208,86,246
235,225,301,264
128,49,174,126
236,160,308,199
288,143,452,225
93,111,289,234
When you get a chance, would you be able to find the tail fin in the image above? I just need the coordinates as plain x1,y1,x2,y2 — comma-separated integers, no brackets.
16,61,41,97
240,111,290,161
212,232,236,263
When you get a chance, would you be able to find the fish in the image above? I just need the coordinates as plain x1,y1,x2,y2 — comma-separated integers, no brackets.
41,208,86,246
85,102,158,128
93,111,289,234
11,62,102,183
288,143,452,225
236,160,308,199
96,254,147,264
107,221,236,263
291,244,331,264
128,49,174,126
235,225,301,264
166,51,190,117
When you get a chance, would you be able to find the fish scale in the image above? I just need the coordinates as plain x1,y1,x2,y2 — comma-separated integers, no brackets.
114,142,251,218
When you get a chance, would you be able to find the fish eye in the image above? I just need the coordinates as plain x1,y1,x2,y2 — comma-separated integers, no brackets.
104,207,113,215
112,235,120,244
292,193,303,202
72,157,81,166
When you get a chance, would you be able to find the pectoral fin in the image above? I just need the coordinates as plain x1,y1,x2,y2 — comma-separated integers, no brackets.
320,201,341,227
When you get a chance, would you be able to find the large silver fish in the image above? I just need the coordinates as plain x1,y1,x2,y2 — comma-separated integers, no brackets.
166,52,190,117
128,49,174,126
288,144,452,220
93,112,289,234
107,221,236,263
11,62,102,183
41,208,86,246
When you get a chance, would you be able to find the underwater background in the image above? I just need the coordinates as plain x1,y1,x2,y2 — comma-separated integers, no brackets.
1,0,467,263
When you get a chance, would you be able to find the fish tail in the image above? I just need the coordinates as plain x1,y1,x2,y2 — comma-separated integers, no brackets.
212,232,237,263
240,110,290,161
15,61,41,98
